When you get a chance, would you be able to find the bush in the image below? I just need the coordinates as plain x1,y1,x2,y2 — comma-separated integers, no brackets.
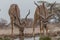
4,37,10,40
39,36,51,40
0,37,10,40
0,37,3,40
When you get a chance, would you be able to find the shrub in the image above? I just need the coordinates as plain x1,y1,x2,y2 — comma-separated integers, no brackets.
39,36,51,40
0,37,10,40
4,37,10,40
0,37,3,40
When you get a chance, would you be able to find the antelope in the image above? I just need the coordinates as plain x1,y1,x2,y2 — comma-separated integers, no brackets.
13,10,30,40
33,1,56,40
8,4,20,36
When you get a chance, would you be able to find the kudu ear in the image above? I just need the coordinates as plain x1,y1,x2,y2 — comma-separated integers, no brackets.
34,1,40,9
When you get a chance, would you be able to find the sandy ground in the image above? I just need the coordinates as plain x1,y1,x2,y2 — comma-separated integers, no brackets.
0,23,60,36
0,27,40,35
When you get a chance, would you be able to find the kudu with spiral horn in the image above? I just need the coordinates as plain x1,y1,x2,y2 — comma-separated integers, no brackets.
8,4,20,37
33,1,56,40
13,10,30,40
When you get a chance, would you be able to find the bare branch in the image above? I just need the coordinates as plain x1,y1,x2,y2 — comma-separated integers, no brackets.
50,1,56,11
37,1,46,3
25,9,30,20
34,1,40,9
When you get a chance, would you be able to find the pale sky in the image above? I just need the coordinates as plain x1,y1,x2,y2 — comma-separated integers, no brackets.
0,0,60,23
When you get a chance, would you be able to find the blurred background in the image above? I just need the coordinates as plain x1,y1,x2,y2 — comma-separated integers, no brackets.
0,0,60,24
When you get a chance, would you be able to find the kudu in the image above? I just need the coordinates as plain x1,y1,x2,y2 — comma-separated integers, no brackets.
33,1,56,40
8,4,20,37
13,10,30,40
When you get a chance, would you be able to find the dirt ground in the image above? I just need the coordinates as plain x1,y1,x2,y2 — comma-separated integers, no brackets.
0,23,60,37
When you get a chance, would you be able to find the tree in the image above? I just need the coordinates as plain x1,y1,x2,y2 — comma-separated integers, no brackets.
0,18,7,28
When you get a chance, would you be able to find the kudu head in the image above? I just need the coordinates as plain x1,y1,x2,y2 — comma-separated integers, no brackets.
13,9,30,28
34,1,45,20
34,1,56,23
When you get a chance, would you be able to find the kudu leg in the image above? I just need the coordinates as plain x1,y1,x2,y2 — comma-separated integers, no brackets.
33,19,37,40
11,18,14,37
33,23,35,40
10,18,14,40
44,24,48,35
40,21,42,34
40,21,44,34
46,26,48,34
40,21,43,36
19,28,24,40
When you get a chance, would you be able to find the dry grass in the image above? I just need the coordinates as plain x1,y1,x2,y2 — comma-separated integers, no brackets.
0,23,60,36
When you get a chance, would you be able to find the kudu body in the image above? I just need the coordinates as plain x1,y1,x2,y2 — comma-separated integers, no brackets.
9,4,30,40
8,4,20,36
33,2,49,34
13,10,30,40
33,2,56,40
